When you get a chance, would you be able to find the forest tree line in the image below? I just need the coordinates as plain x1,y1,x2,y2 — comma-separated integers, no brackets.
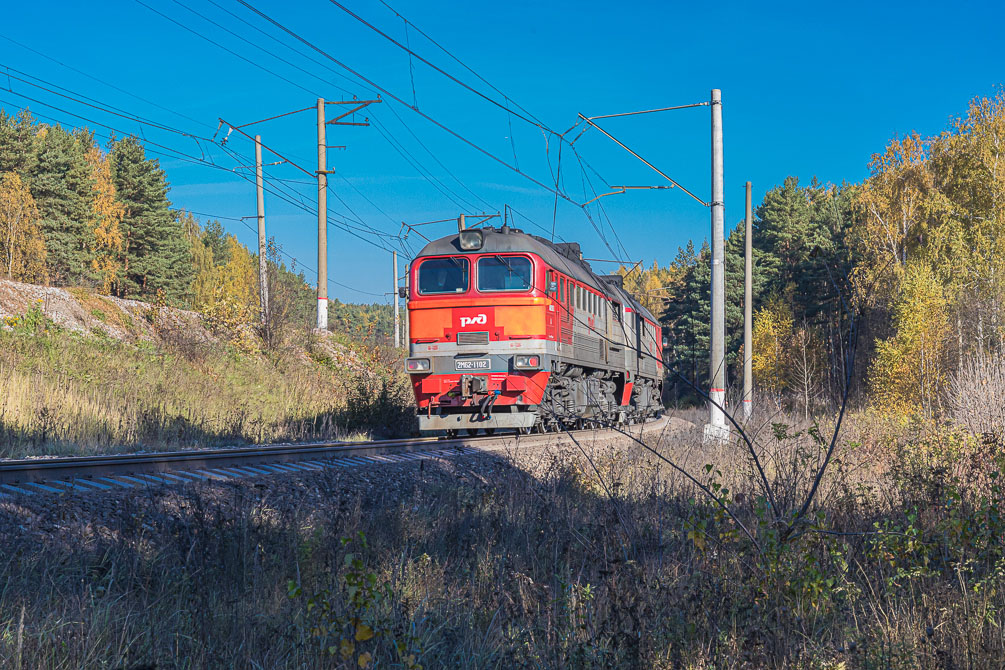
620,91,1005,420
5,89,1005,412
0,108,395,346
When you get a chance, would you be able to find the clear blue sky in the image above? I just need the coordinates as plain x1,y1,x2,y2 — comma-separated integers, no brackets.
1,0,1002,302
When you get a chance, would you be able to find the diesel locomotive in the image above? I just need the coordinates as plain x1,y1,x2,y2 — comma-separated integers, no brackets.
404,224,664,434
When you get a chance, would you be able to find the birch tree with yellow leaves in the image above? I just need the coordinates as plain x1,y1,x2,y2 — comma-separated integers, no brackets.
0,172,46,283
85,146,124,293
868,261,950,417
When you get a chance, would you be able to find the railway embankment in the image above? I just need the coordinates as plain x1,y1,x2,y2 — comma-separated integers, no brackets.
0,279,414,458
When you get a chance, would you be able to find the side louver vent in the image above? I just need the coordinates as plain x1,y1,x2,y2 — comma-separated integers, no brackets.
457,331,489,346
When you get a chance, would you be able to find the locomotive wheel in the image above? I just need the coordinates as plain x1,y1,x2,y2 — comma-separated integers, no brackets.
484,428,495,436
465,428,479,436
445,429,458,438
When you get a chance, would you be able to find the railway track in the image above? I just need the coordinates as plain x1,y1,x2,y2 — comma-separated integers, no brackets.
0,417,670,498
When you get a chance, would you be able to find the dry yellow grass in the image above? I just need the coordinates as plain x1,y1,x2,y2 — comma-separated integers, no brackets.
0,305,414,456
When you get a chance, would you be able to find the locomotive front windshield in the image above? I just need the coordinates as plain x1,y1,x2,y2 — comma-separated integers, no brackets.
477,255,532,292
418,257,469,294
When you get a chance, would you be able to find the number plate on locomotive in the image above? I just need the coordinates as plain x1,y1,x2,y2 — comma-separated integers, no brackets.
455,358,490,371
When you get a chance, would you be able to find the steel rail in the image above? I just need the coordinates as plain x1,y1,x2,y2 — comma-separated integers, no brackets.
0,418,669,489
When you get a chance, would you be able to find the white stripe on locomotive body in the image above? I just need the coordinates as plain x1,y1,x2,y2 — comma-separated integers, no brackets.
411,325,662,382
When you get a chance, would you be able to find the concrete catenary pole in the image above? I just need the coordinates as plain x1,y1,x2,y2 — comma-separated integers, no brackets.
706,88,728,441
316,98,328,331
743,180,753,420
393,251,400,348
255,135,268,327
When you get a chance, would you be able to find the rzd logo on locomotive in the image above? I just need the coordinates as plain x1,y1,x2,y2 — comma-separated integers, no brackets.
459,314,487,327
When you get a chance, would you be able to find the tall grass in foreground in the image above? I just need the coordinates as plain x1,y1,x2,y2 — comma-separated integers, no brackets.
1,413,1003,668
0,317,415,457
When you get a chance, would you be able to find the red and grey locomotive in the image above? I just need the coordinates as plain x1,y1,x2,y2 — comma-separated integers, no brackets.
404,224,664,434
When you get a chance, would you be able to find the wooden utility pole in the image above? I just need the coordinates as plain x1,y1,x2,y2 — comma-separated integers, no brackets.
393,251,400,348
743,181,753,420
316,99,328,331
705,88,729,442
255,135,269,327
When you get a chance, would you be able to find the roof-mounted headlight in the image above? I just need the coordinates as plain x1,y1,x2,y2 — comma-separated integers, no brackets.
458,229,483,251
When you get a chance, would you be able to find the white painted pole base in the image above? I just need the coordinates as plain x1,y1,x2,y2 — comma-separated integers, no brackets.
704,388,730,443
316,297,328,331
742,399,752,421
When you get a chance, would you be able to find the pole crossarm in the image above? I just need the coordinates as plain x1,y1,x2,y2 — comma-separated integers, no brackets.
581,184,672,206
585,102,709,121
219,118,315,178
582,257,642,267
576,114,709,207
232,106,315,128
326,98,382,126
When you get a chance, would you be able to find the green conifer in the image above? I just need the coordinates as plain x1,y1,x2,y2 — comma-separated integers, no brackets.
110,136,193,302
29,125,94,284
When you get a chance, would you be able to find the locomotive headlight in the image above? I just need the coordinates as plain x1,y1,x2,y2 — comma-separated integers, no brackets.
405,358,431,372
514,354,541,370
458,229,483,251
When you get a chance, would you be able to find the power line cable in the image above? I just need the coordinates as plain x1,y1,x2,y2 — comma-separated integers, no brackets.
196,0,627,264
0,32,216,133
369,115,482,213
233,0,578,205
134,0,321,97
0,63,214,144
177,208,385,297
169,0,360,99
325,0,557,136
0,77,397,295
348,0,639,261
1,92,386,297
0,89,230,171
375,0,549,129
204,0,377,98
380,104,496,211
215,123,410,254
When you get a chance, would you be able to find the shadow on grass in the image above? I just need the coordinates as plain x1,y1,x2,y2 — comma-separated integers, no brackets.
0,416,1000,668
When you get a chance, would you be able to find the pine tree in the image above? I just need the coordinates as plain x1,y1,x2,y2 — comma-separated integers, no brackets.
0,109,38,176
202,219,231,267
663,241,710,390
110,136,193,302
29,125,94,284
755,176,831,300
